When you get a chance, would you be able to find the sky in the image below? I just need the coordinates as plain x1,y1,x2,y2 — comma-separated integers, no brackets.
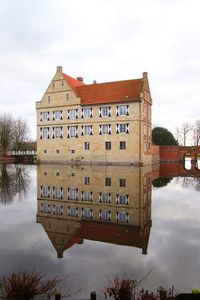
0,0,200,141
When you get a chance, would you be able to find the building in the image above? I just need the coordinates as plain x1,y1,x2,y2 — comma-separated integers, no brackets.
36,66,152,165
36,164,152,258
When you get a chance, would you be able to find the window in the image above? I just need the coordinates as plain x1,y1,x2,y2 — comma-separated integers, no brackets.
81,108,93,118
105,141,111,150
44,150,47,154
84,176,90,185
116,123,129,134
67,126,78,138
56,150,60,154
61,80,64,87
53,205,63,215
68,188,78,201
67,109,78,119
40,186,50,198
40,127,50,139
48,96,50,103
99,193,111,203
81,125,93,135
53,126,63,139
99,124,111,135
120,141,126,150
81,208,93,219
119,178,126,187
116,105,129,116
116,194,129,205
84,142,90,150
81,191,93,202
53,110,62,120
68,207,78,217
53,187,63,199
99,106,111,117
117,212,129,223
40,112,50,121
99,210,111,221
66,93,69,100
52,82,55,88
105,177,111,186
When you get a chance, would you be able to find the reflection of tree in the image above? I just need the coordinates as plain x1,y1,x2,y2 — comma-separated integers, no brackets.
0,164,30,204
175,177,200,191
152,177,173,188
194,178,200,192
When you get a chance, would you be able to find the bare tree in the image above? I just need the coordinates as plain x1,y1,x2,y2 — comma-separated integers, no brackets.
192,120,200,146
177,122,191,146
12,118,30,150
0,114,14,156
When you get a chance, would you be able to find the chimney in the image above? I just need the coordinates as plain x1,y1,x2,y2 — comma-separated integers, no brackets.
143,72,148,78
76,76,83,82
57,66,63,73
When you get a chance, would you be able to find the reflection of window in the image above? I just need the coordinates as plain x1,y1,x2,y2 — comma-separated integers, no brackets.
53,205,63,215
68,207,79,217
53,187,63,199
68,188,78,201
184,153,192,170
40,203,50,213
120,178,126,187
81,208,93,219
116,212,129,223
40,186,50,198
99,210,111,221
81,191,93,201
196,154,200,170
105,177,111,186
116,194,129,205
84,176,90,185
99,193,111,203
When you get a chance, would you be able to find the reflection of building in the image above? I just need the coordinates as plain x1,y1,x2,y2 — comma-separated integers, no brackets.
36,165,152,258
36,67,152,165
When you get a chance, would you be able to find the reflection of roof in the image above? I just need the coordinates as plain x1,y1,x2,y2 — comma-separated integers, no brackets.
63,73,143,105
62,220,151,252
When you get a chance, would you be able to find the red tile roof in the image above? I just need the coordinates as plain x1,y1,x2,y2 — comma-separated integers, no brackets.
63,72,143,105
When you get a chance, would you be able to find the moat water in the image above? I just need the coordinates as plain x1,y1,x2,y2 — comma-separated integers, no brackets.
0,163,200,299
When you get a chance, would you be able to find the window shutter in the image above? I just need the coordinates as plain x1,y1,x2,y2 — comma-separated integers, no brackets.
40,128,42,139
76,109,78,119
126,195,129,205
126,124,129,134
81,109,84,118
60,127,63,138
75,126,78,138
48,186,50,198
67,111,70,119
90,125,93,135
108,107,111,117
126,105,129,116
76,188,78,200
67,188,70,200
90,108,93,118
40,186,43,197
47,112,50,121
60,111,63,120
99,108,102,117
90,192,93,201
116,124,119,134
52,112,55,121
109,211,111,221
116,106,119,116
116,194,119,204
40,113,42,121
99,125,102,135
67,126,70,138
99,192,102,202
116,212,119,222
52,127,55,139
99,210,102,220
126,213,129,223
52,187,55,198
81,126,84,136
47,128,50,139
108,125,111,135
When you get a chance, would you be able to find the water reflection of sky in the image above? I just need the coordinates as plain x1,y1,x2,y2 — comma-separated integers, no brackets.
0,165,200,299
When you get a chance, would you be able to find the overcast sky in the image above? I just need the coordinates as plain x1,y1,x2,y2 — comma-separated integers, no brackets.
0,0,199,141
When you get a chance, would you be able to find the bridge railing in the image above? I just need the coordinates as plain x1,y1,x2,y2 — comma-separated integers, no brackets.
7,150,37,156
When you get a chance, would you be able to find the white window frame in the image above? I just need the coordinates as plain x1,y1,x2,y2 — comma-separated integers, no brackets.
116,194,129,205
117,105,129,116
99,192,111,203
68,188,78,201
99,106,111,117
81,108,93,118
68,109,78,119
117,212,129,223
53,110,63,121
